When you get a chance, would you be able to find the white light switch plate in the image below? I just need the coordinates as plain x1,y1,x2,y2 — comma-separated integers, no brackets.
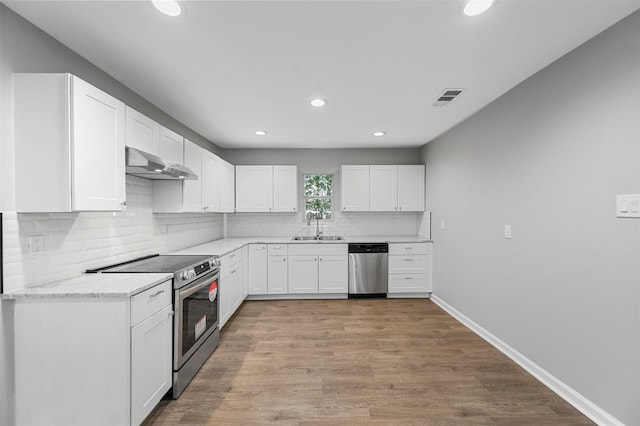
504,225,512,239
617,194,640,218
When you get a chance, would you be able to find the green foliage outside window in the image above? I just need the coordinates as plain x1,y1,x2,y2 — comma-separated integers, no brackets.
304,174,333,220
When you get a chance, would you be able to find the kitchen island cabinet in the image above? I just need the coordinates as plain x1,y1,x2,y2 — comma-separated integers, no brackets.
14,73,126,212
10,275,173,426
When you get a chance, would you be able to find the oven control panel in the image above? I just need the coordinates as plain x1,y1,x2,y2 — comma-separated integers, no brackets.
178,257,221,282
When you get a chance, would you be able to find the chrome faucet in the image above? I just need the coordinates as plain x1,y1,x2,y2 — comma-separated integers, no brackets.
308,213,322,239
315,214,322,239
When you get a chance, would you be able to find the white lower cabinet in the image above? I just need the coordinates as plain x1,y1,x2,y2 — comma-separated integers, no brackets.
268,244,289,294
131,304,173,426
247,244,268,295
318,255,349,293
13,280,173,426
388,243,432,297
288,244,348,294
288,255,319,293
220,248,244,329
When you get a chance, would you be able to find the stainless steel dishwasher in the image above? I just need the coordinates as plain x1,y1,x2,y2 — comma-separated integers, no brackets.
348,243,389,297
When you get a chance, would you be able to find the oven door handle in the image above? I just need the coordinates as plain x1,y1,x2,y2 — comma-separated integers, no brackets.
179,273,219,299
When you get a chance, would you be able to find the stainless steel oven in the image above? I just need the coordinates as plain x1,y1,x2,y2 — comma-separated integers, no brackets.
88,254,221,398
173,265,220,396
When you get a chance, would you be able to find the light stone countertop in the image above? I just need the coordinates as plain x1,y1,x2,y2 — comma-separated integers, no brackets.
171,236,432,257
2,272,174,300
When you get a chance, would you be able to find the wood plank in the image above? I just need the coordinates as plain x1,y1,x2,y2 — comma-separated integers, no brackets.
142,299,592,425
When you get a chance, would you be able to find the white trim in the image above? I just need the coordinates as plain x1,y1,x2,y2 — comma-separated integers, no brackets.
431,294,624,426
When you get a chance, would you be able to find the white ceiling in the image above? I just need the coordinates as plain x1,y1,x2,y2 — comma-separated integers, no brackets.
4,0,639,149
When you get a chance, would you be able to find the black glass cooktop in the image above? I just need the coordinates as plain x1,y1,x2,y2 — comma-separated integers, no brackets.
88,254,213,274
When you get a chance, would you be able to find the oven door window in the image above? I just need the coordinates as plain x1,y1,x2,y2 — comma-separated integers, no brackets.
180,279,219,359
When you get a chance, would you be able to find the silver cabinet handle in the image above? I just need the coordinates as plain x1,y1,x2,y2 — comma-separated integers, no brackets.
169,311,175,317
405,277,414,280
150,290,164,298
404,258,414,262
404,247,413,250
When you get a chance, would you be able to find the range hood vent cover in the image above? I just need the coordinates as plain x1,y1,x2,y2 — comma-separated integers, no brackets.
125,147,198,180
433,88,466,107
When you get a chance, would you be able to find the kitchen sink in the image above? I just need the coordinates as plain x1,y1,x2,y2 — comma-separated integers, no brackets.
291,236,345,241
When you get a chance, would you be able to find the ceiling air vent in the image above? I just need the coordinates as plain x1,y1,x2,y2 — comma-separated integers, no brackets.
433,88,466,107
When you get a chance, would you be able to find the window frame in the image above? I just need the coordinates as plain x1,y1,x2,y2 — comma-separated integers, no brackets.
303,173,334,222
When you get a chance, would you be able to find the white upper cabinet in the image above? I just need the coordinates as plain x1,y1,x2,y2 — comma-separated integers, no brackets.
236,165,298,213
14,73,126,212
397,165,425,212
182,140,205,212
153,140,234,213
125,106,160,155
343,164,425,213
341,165,370,211
370,165,398,212
273,166,298,212
218,159,235,213
159,126,184,165
201,150,220,212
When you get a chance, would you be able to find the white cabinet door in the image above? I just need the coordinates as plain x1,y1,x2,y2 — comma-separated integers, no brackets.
397,165,425,212
182,140,204,212
236,166,274,212
273,165,298,212
318,255,348,293
267,256,288,294
341,165,370,211
219,159,235,213
288,255,319,293
131,304,173,426
159,126,184,165
202,151,220,212
125,106,160,155
248,245,268,295
71,76,126,211
370,165,398,212
231,262,244,313
15,74,125,212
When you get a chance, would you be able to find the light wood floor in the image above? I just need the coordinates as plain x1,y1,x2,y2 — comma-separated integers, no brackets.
143,299,593,425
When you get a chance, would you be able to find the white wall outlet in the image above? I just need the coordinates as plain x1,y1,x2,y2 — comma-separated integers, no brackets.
440,220,445,230
617,194,640,218
29,235,44,256
504,225,512,239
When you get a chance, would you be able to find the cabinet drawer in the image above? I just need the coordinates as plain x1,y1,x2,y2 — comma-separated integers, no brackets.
268,244,288,255
221,248,242,268
388,274,429,293
389,243,431,255
389,255,428,274
131,280,172,326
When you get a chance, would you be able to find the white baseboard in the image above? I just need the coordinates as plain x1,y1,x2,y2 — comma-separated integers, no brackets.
431,294,623,426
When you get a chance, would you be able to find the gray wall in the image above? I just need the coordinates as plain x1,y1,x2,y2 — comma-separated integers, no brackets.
222,148,422,174
420,11,640,425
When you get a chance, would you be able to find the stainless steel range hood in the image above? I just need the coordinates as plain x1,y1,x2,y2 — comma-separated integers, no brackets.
125,147,198,180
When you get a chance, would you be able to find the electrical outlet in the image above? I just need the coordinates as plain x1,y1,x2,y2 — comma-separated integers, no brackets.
504,225,512,239
29,235,44,256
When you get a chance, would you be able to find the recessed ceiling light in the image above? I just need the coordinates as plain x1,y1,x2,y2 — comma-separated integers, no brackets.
310,98,327,108
151,0,182,17
462,0,494,16
255,130,268,136
373,131,386,137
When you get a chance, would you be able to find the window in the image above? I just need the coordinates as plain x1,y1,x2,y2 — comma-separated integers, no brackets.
304,174,333,220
